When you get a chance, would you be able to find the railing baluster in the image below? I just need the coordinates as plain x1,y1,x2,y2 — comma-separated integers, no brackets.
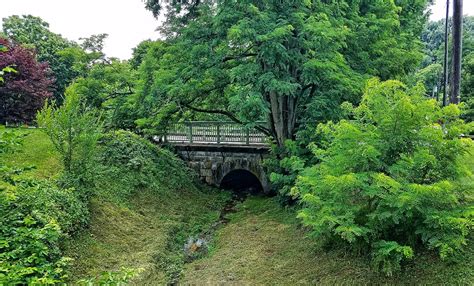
164,121,267,145
246,127,250,145
188,122,193,143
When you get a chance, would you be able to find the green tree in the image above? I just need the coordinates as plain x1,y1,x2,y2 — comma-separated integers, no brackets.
66,59,137,129
140,0,427,146
294,79,474,275
144,0,203,37
2,15,78,101
37,89,102,187
79,33,109,63
420,16,474,114
130,39,154,69
462,53,474,121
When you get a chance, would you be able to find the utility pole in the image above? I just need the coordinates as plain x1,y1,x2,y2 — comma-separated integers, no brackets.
442,0,450,106
451,0,463,104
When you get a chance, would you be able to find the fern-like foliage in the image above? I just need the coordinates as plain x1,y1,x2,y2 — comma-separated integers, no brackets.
294,79,474,275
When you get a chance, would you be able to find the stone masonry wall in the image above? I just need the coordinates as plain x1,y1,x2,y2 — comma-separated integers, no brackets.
176,150,270,193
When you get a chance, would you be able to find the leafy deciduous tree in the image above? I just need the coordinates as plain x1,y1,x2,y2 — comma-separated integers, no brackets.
37,89,102,188
2,15,77,101
67,59,137,129
0,38,54,123
140,0,427,146
420,16,474,111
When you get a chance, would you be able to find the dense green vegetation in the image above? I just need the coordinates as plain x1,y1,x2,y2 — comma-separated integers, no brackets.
134,0,427,145
1,0,474,284
295,79,473,275
1,127,473,284
420,16,474,120
183,196,474,284
0,127,88,284
0,126,228,284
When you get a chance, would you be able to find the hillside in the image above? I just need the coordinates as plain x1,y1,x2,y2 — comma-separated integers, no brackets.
184,197,474,285
2,127,473,284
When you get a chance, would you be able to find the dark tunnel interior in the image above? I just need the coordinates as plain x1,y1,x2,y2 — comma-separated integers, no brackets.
220,169,263,193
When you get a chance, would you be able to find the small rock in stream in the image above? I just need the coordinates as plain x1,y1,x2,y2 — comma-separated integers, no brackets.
184,237,209,261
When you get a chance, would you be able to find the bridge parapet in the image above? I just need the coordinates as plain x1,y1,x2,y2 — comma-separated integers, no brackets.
164,121,269,146
160,121,271,192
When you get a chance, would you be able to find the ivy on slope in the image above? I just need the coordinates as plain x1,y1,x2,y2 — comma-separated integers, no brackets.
94,130,197,202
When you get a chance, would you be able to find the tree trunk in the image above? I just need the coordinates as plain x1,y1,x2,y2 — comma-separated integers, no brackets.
442,0,450,106
451,0,463,104
268,92,297,147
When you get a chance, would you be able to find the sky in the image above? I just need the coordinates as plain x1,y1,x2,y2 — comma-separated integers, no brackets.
0,0,472,60
0,0,162,59
430,0,474,20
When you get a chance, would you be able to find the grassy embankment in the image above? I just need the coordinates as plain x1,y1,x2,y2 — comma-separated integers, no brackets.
183,196,473,285
1,127,229,284
0,127,61,179
183,145,474,285
3,127,473,285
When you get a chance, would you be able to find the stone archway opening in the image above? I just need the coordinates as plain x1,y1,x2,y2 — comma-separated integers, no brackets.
220,169,263,194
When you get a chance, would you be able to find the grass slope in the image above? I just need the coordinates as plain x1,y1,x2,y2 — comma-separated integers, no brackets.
2,128,229,284
3,128,472,284
64,187,228,284
61,131,230,284
183,196,474,285
183,146,474,285
0,127,61,179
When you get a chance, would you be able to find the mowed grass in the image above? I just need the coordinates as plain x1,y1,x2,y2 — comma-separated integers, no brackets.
3,127,473,284
183,196,474,285
63,187,228,284
1,127,229,284
183,146,474,285
0,126,61,179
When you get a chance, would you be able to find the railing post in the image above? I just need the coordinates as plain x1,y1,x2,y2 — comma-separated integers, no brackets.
245,127,250,145
188,122,193,143
217,123,221,144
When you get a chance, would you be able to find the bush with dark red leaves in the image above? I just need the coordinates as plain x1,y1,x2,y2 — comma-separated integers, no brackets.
0,38,54,124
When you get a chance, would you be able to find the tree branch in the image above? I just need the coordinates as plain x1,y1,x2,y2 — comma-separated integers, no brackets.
183,103,241,122
182,103,271,136
222,53,258,63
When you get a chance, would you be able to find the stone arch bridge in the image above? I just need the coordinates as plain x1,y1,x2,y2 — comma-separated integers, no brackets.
161,121,271,192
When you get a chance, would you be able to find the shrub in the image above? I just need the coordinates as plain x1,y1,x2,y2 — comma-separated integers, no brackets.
0,128,24,154
265,140,307,204
0,179,88,284
37,89,102,189
95,130,195,202
294,79,474,275
0,130,88,284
